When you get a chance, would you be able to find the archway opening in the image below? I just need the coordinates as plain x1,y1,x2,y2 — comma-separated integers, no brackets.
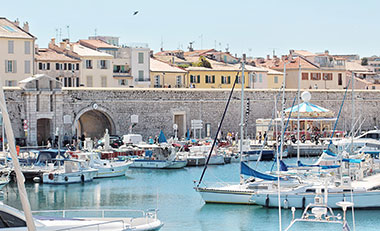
37,118,51,146
77,110,113,140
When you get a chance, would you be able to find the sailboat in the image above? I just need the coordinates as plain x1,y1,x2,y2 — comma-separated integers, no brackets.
0,79,163,230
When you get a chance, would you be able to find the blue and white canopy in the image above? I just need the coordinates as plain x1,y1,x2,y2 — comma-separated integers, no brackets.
284,102,334,118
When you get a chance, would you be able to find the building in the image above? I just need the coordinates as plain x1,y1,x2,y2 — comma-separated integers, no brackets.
35,48,81,87
88,35,119,46
0,18,35,86
262,68,283,89
49,38,113,87
150,58,187,88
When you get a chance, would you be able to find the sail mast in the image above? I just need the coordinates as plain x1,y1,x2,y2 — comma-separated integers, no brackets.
0,81,36,230
239,55,245,183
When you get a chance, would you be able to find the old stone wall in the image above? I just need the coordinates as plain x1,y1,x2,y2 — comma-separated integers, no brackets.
4,87,380,144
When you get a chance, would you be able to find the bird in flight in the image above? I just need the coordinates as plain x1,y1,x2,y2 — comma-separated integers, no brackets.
133,11,139,15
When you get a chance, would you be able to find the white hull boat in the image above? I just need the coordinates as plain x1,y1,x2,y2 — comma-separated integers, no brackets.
196,184,255,204
130,159,187,169
42,160,98,184
208,155,225,165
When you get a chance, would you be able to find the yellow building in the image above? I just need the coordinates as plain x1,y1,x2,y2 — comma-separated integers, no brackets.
186,59,269,89
150,58,187,88
263,68,283,89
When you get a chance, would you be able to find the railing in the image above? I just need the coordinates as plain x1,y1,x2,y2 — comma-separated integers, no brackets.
54,220,127,231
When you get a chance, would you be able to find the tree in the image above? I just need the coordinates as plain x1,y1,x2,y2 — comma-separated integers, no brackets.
192,56,212,68
361,57,368,66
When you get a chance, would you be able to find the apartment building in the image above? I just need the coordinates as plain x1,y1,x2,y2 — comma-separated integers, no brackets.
0,18,35,86
150,58,187,88
35,48,81,87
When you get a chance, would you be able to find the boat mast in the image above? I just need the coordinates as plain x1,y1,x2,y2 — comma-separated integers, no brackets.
239,55,245,184
297,62,301,161
351,72,355,153
0,81,36,230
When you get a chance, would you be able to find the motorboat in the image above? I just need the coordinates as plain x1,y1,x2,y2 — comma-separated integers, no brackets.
130,143,187,169
42,159,98,184
188,145,225,165
73,152,132,178
0,201,163,230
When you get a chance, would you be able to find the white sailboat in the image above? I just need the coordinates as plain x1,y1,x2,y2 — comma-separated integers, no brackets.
0,80,163,230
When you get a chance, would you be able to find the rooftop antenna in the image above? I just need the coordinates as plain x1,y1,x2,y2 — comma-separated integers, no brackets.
59,28,62,41
66,25,70,40
94,28,97,37
214,40,217,49
226,43,230,53
188,41,195,52
219,42,222,51
55,28,58,40
160,36,164,51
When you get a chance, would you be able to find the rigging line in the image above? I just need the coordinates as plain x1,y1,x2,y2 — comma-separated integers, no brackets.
255,88,283,168
197,72,239,187
270,94,297,172
327,78,351,150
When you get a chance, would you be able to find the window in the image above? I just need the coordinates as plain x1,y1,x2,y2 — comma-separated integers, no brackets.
176,76,182,87
76,77,79,87
372,86,376,90
24,60,31,74
8,40,14,54
86,76,93,87
0,211,26,228
24,41,31,54
76,63,79,70
47,63,50,70
221,76,227,84
64,63,67,70
101,76,107,87
338,73,342,86
100,60,107,69
274,76,278,83
259,73,263,82
311,73,321,80
323,73,333,81
205,75,215,83
68,63,72,70
56,63,60,70
5,80,17,86
138,52,144,64
154,75,161,87
138,70,144,81
5,60,16,73
39,62,43,70
86,60,92,69
302,73,309,80
119,79,128,86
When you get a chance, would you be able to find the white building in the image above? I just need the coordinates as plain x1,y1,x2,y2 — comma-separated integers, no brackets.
0,18,35,86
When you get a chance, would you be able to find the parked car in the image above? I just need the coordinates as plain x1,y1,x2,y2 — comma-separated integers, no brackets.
96,135,124,148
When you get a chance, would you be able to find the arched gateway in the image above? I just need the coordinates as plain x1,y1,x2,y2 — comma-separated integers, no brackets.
72,106,116,140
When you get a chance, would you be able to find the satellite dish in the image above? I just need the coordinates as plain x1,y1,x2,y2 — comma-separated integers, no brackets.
301,91,311,102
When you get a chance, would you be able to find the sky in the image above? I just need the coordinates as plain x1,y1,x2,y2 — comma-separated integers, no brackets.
2,0,380,58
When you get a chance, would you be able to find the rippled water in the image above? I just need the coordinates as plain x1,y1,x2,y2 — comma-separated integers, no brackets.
2,158,379,230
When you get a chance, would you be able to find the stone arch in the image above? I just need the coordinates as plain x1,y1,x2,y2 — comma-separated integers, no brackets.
72,106,117,139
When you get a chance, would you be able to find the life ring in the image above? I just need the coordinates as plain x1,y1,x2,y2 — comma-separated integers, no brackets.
48,173,54,180
265,195,270,207
64,176,69,182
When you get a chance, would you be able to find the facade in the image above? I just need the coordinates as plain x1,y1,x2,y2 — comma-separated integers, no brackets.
35,48,81,87
150,58,187,88
0,18,35,86
263,68,283,89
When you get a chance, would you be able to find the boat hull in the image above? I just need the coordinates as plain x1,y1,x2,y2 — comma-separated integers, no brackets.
186,157,205,166
196,186,255,205
95,163,131,178
42,170,98,184
164,160,187,169
251,190,380,209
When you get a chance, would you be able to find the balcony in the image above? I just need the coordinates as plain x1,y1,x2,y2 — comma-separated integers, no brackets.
113,70,132,78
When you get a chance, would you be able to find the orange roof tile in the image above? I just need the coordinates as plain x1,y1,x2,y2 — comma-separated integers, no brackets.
35,49,79,62
79,39,118,49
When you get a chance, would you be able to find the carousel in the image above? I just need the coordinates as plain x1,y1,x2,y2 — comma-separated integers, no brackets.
280,91,342,141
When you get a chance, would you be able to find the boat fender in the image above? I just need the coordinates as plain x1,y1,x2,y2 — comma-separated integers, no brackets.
64,176,69,182
284,198,289,209
265,195,270,208
81,174,85,183
48,173,54,180
302,197,306,209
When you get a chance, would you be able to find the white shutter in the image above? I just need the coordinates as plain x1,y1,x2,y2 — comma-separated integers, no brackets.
13,60,17,73
83,60,86,68
97,60,100,69
5,60,8,73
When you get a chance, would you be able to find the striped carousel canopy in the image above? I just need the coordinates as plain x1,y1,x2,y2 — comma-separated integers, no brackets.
284,102,334,118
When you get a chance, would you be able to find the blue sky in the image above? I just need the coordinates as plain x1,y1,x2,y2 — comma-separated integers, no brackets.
3,0,379,58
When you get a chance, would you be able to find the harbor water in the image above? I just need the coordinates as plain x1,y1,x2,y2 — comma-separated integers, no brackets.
2,158,379,231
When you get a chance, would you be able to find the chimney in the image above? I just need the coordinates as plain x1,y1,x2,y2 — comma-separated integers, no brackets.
23,21,29,32
13,18,20,27
34,44,39,54
273,55,278,59
281,55,287,61
69,43,74,52
267,54,270,60
325,50,329,55
60,42,66,49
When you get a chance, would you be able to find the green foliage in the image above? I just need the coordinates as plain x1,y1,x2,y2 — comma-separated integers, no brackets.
177,64,190,68
361,58,368,66
192,56,212,68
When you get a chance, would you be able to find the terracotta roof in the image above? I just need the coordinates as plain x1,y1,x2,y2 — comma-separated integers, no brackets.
0,17,35,39
186,58,267,72
155,50,184,56
292,50,316,57
154,55,189,64
79,39,118,49
35,49,80,62
72,43,113,58
266,57,319,70
183,49,216,57
345,60,371,72
150,58,187,73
